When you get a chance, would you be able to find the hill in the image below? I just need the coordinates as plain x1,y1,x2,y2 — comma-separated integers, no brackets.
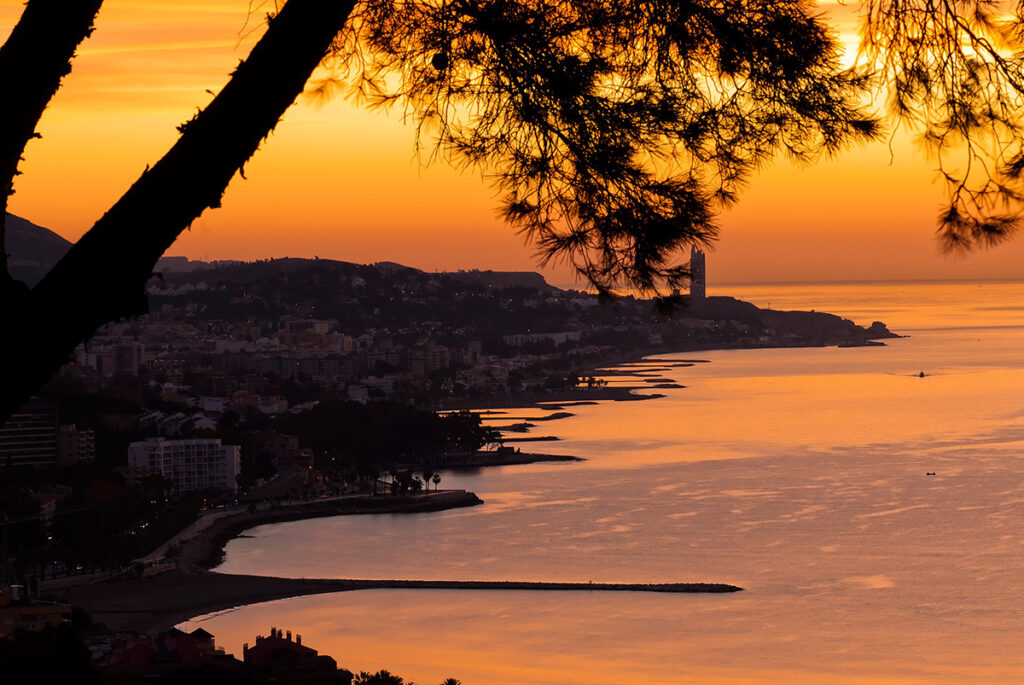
5,218,893,347
440,269,557,292
5,213,72,285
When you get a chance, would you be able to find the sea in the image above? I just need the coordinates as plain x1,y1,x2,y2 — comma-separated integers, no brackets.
187,281,1024,684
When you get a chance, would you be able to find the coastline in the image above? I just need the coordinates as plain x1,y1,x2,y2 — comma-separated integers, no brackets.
442,330,899,412
56,344,804,636
441,349,724,411
59,489,741,635
56,491,480,632
441,451,584,467
445,385,668,410
177,490,485,572
72,343,805,623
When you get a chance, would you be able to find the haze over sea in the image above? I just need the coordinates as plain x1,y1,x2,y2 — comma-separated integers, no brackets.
191,281,1024,684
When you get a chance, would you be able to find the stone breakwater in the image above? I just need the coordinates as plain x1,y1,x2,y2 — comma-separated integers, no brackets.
65,572,743,635
331,580,742,593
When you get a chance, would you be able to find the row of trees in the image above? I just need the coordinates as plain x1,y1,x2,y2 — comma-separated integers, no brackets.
271,402,500,478
385,468,443,495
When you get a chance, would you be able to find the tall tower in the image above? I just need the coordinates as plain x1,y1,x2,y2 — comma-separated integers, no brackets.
689,245,706,300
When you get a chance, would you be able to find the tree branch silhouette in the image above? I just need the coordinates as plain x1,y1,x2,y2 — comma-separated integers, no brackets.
0,0,104,279
0,0,358,423
331,0,878,295
857,0,1024,251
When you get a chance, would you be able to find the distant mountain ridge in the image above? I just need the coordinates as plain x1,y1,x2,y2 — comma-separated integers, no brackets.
6,216,561,292
159,255,559,292
5,213,72,285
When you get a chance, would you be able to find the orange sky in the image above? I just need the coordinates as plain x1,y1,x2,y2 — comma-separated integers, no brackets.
3,0,1024,287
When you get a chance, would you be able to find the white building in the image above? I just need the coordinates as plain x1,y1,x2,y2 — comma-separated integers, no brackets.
128,438,240,495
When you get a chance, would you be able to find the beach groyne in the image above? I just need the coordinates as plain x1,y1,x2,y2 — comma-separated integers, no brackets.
327,579,742,593
62,571,742,635
437,451,583,467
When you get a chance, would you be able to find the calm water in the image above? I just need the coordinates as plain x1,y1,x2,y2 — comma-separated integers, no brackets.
191,281,1024,684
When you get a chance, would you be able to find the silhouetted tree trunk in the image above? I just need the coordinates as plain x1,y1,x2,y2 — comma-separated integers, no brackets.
0,0,104,278
0,0,358,424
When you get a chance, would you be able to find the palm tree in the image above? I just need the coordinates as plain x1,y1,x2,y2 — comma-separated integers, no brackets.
353,671,405,685
431,473,442,491
440,679,462,685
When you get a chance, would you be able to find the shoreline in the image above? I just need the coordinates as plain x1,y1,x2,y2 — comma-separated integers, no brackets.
442,337,899,412
443,384,668,410
178,490,485,572
59,488,741,635
441,350,714,411
441,347,700,411
439,451,584,467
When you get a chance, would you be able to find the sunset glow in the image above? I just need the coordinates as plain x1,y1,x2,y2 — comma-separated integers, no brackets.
4,0,1024,285
7,4,1024,682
